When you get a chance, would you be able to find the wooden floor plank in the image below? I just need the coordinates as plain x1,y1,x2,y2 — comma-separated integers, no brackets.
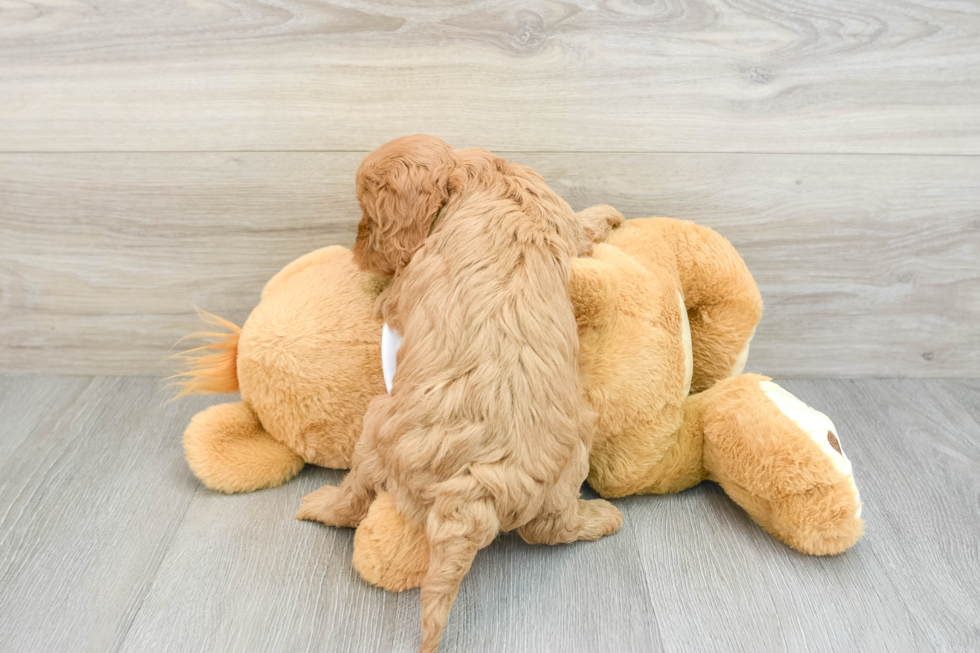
0,1,978,153
119,470,662,653
0,375,89,464
782,379,980,651
620,484,920,652
0,378,225,653
433,484,663,653
623,378,980,652
116,465,410,653
938,379,980,430
2,152,977,377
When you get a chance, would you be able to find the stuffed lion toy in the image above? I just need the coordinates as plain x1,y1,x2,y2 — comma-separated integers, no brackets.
174,213,863,591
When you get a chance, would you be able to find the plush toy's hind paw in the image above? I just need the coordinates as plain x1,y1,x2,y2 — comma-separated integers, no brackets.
758,380,863,554
184,402,304,493
759,380,863,518
353,492,429,591
770,483,864,556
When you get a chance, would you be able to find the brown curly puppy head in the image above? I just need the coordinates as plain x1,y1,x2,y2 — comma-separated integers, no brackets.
354,134,462,275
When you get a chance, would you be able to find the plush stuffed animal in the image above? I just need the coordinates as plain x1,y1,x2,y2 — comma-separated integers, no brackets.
176,215,863,590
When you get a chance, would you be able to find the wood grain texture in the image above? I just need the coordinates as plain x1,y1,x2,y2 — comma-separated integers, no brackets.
942,379,980,429
778,379,980,651
116,466,414,653
0,378,223,653
2,152,978,376
118,470,663,653
1,376,978,652
0,375,88,462
0,0,978,153
620,486,922,652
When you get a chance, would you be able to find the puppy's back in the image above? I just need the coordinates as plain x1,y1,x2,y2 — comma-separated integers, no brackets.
379,158,589,524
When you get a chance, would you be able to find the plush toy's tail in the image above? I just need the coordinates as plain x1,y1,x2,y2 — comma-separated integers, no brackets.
170,308,241,398
172,310,305,493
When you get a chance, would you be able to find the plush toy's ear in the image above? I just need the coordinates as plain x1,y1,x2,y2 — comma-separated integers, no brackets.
353,135,461,275
570,246,621,329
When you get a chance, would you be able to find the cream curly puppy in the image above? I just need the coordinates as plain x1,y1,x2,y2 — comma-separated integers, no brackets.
298,135,623,653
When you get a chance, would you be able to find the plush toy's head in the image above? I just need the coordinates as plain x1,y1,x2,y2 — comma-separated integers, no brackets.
354,135,462,275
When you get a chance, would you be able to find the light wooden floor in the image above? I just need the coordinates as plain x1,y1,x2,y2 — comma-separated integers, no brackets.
0,375,977,652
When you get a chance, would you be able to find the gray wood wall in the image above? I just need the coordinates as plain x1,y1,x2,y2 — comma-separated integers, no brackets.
1,0,978,377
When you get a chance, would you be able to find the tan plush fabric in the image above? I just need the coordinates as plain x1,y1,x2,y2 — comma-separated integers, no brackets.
176,215,862,595
607,218,763,394
698,374,864,555
353,492,429,592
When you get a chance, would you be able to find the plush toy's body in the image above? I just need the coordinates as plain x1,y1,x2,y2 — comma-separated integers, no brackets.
178,217,863,591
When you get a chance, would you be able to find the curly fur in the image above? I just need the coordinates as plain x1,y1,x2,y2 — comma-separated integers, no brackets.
298,135,622,652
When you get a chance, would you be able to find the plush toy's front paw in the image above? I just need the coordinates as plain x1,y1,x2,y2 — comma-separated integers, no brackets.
701,375,864,555
297,485,349,526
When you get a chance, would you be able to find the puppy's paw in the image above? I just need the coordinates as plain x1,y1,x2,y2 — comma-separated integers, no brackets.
297,485,347,526
579,498,623,540
577,205,625,246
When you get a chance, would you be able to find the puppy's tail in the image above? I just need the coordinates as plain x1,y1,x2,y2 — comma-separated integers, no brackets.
169,308,242,399
420,484,499,653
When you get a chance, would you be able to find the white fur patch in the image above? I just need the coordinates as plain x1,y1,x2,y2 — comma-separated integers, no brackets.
760,381,862,518
678,291,693,396
381,323,402,394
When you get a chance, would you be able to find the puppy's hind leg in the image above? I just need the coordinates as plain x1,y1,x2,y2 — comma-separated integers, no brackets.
297,401,387,528
420,481,499,653
296,440,380,527
297,467,377,528
518,496,623,545
518,443,623,545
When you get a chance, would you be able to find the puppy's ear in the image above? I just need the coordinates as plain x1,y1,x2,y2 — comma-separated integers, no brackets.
354,140,460,275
